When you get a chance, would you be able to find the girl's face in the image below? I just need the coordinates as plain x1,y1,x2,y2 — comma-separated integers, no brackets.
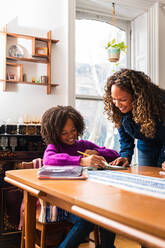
60,118,78,145
111,85,133,113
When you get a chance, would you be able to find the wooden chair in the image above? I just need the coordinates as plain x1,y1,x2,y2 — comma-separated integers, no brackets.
19,159,72,248
19,159,99,248
93,225,100,247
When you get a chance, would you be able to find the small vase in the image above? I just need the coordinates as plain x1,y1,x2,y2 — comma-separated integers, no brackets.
107,48,120,62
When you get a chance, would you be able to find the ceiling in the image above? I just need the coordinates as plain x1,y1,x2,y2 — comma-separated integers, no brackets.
76,0,165,21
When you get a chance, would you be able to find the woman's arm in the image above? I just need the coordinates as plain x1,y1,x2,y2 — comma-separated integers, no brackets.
160,143,165,169
118,125,135,164
162,162,165,171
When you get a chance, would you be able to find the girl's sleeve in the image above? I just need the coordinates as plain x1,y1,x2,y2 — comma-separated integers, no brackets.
83,140,120,163
118,125,135,163
43,145,81,166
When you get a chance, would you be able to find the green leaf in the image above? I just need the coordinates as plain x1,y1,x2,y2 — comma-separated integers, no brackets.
105,39,127,53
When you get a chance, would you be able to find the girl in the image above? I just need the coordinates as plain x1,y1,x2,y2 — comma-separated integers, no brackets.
41,105,119,248
41,105,119,169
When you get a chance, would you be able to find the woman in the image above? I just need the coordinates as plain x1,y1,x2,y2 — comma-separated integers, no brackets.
104,68,165,167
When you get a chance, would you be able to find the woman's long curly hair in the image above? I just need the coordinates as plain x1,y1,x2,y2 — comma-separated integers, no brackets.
104,68,165,138
41,106,85,145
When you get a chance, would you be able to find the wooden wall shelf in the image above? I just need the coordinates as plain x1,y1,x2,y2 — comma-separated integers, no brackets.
0,29,59,94
7,32,59,43
7,56,49,64
6,80,59,86
0,80,59,87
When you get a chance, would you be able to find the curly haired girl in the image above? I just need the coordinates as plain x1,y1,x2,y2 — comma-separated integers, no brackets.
41,105,119,168
104,68,165,167
41,105,119,248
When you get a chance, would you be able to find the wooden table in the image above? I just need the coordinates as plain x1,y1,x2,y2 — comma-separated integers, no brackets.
5,166,165,248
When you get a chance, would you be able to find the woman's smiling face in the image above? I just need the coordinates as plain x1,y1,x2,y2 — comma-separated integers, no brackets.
111,85,133,113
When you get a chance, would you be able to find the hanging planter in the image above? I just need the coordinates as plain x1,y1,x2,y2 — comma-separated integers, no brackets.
107,48,120,62
105,39,127,63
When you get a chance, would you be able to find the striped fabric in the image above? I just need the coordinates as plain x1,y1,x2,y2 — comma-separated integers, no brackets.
38,199,69,223
33,159,69,223
89,170,165,199
19,158,69,228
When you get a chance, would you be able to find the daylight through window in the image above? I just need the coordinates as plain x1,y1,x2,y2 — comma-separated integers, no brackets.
75,19,127,152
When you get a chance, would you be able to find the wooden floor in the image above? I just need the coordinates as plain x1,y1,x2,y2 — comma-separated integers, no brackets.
79,234,141,248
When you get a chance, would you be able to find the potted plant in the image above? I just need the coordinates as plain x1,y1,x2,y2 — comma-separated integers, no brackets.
105,38,127,62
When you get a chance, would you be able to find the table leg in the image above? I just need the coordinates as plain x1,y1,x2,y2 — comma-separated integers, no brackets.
24,191,36,248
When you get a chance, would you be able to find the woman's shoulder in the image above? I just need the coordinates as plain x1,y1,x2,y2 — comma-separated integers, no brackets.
161,93,165,104
121,112,133,123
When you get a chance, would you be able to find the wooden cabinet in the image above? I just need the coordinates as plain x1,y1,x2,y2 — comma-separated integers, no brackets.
0,183,23,248
0,28,59,94
0,124,45,160
0,130,45,248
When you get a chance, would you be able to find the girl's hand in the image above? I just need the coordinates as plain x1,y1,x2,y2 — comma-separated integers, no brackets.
83,149,98,156
80,154,106,169
162,162,165,171
109,157,129,167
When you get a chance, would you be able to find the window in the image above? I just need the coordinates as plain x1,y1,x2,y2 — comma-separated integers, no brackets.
75,19,127,152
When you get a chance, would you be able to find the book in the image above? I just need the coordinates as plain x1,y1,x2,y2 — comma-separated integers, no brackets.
101,165,128,170
87,161,128,171
102,160,128,170
37,165,88,180
88,166,128,171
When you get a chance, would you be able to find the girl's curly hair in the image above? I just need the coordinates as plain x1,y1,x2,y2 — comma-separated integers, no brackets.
104,68,165,138
41,106,85,145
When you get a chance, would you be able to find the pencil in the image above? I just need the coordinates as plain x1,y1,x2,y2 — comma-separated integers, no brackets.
77,151,90,157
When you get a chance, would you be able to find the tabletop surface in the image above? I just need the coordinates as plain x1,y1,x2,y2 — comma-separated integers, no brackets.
5,166,165,241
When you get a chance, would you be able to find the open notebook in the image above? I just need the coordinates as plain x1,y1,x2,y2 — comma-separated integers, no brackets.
87,161,128,171
102,160,128,170
37,165,88,180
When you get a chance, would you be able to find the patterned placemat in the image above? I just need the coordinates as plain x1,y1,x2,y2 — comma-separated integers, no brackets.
88,170,165,199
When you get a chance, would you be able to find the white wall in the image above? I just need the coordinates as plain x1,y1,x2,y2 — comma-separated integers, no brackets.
0,0,75,123
132,3,165,89
147,3,159,85
158,5,165,89
131,13,148,74
147,2,165,88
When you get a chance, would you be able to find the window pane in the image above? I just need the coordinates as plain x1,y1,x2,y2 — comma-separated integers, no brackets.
76,99,120,151
76,19,127,97
76,99,105,144
76,19,127,152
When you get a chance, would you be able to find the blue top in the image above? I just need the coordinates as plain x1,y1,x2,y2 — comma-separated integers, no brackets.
118,112,165,164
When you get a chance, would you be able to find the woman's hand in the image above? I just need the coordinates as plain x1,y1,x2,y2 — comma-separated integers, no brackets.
80,154,106,169
162,162,165,171
110,157,129,167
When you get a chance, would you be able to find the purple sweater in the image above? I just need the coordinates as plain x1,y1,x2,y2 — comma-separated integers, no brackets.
43,140,119,166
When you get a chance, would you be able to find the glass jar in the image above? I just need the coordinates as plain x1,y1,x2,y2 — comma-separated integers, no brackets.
18,125,27,135
6,124,17,134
